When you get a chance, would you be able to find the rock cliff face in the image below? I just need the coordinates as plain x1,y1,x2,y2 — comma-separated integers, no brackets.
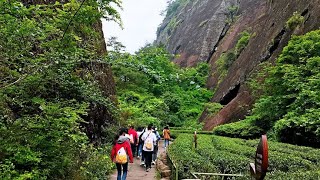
156,0,320,130
156,0,239,67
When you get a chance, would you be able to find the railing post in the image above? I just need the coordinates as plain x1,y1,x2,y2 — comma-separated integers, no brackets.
176,165,178,180
194,131,197,149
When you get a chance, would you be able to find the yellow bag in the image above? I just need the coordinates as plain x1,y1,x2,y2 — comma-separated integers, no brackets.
115,147,127,164
145,133,153,150
145,140,153,150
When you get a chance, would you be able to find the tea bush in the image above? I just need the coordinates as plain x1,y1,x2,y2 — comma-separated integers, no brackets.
168,134,320,179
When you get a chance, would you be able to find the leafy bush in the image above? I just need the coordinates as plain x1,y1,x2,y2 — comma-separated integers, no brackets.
213,117,264,139
235,31,251,56
217,51,237,71
226,5,240,23
286,11,304,30
168,134,320,179
204,102,223,117
78,145,115,180
216,51,236,83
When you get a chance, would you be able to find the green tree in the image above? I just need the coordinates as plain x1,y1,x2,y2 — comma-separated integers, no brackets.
108,46,213,128
0,0,121,178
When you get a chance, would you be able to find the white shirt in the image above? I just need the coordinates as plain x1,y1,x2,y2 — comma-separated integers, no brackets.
141,130,157,152
137,131,143,137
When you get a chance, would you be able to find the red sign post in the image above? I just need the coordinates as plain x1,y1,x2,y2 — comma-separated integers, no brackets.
250,135,268,180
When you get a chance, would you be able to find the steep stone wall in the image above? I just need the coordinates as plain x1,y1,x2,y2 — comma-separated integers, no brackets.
156,0,239,67
80,61,117,145
157,0,320,130
202,0,320,130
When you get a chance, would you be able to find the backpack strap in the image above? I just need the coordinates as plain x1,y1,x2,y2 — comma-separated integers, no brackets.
139,129,145,141
146,132,151,139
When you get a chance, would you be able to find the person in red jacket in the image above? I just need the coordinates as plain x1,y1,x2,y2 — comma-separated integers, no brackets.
111,128,133,180
128,125,138,157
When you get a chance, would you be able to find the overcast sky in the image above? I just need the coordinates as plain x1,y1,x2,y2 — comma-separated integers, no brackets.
102,0,168,53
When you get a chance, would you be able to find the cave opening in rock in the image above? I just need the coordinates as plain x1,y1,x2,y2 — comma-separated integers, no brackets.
174,45,181,54
269,29,286,54
220,84,240,105
301,8,309,16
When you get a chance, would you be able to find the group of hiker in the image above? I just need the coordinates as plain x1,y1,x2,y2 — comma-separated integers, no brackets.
111,124,171,180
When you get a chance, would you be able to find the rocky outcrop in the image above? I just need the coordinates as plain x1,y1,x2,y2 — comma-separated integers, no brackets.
157,0,320,130
156,0,239,67
202,0,320,130
157,151,171,179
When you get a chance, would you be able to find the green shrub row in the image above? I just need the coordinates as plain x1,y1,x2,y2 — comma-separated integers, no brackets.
170,130,214,139
168,134,320,179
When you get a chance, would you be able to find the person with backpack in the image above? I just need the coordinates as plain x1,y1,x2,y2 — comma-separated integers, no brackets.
128,125,138,157
111,128,133,180
152,126,161,165
163,125,170,148
141,124,157,172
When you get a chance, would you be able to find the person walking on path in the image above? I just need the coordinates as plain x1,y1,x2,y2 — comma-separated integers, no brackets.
163,126,170,148
141,124,157,172
111,129,134,180
136,127,144,158
152,127,161,165
128,125,138,157
139,127,147,165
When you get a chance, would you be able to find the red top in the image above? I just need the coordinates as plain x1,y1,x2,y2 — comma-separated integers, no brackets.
128,128,138,143
111,141,133,163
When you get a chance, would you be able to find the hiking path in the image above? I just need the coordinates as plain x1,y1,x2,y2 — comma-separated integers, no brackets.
110,140,166,180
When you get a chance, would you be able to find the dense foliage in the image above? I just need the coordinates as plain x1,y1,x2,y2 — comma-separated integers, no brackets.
107,45,213,128
168,134,320,179
214,30,320,147
0,0,121,179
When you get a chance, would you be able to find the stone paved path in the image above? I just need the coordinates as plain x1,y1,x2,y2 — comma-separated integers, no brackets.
110,140,166,180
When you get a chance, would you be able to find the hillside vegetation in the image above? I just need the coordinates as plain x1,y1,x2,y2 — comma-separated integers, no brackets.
0,0,120,179
214,30,320,147
107,45,212,128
